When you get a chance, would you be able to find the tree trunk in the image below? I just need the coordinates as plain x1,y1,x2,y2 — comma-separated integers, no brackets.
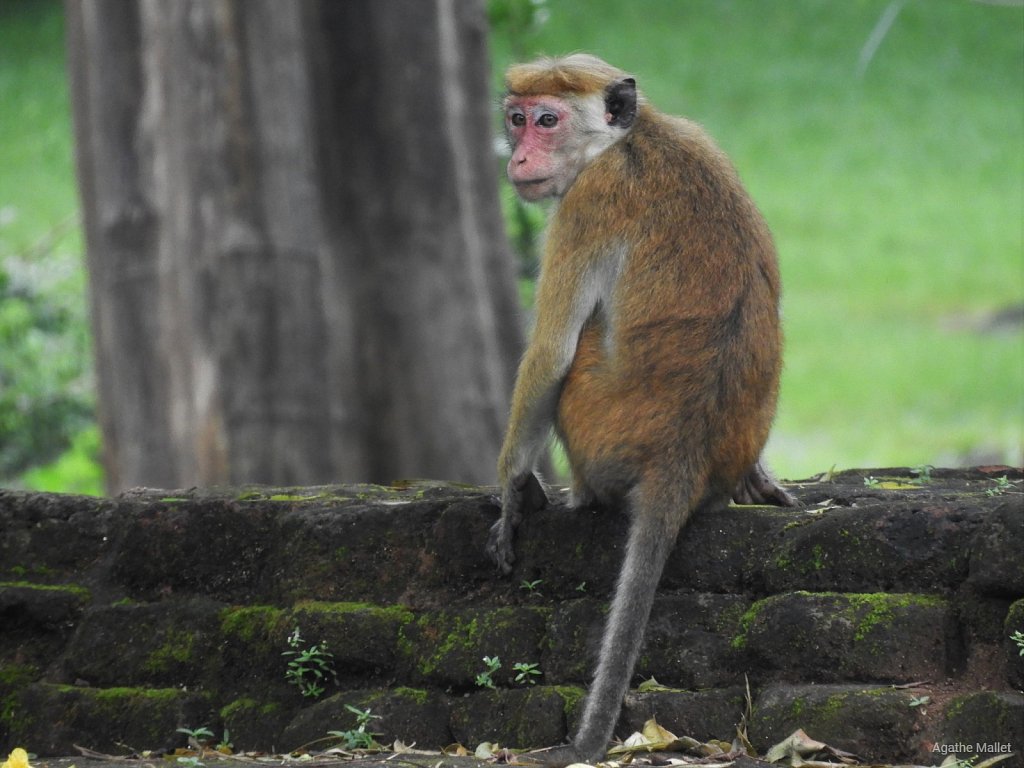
66,0,522,493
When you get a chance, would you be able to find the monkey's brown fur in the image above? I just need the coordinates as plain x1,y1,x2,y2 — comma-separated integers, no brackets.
554,111,781,505
489,54,791,764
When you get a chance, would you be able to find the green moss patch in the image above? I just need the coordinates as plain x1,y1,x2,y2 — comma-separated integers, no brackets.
736,591,950,682
400,606,550,689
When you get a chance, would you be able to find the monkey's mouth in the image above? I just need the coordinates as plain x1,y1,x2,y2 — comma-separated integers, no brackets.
514,177,551,188
512,177,555,200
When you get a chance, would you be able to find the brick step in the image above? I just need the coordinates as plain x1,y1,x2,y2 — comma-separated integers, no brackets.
1,466,1022,764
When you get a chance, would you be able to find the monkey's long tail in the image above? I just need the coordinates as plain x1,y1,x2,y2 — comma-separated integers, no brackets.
571,485,693,762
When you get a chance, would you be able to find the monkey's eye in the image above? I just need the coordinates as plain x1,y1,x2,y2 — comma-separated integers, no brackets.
509,112,526,127
536,113,559,128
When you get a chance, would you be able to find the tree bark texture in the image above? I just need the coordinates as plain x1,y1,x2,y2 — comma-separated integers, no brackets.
66,0,522,493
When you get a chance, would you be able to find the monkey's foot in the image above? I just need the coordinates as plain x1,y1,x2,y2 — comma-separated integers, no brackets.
486,517,517,575
733,461,800,507
567,483,598,510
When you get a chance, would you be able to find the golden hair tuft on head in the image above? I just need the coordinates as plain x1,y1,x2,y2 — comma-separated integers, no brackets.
505,54,633,97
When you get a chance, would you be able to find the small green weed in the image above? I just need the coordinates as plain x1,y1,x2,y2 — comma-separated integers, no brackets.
175,725,232,759
910,464,934,484
217,729,233,752
328,704,383,751
863,476,880,488
519,579,543,595
475,655,502,689
513,661,541,685
1011,629,1024,656
985,475,1016,497
283,626,337,699
177,725,214,746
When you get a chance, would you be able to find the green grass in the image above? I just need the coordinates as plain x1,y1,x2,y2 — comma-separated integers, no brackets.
0,0,79,256
492,0,1024,478
1,0,1021,491
0,0,97,493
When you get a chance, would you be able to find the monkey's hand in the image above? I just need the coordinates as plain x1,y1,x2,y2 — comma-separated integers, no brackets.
733,460,800,507
486,472,548,575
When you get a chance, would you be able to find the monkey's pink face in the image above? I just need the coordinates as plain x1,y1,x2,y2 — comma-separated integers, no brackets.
504,96,575,201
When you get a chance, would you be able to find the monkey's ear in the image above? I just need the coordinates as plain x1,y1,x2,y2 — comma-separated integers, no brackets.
605,77,637,128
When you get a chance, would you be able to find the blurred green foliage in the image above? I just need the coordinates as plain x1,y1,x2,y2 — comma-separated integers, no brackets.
0,246,93,478
0,0,101,494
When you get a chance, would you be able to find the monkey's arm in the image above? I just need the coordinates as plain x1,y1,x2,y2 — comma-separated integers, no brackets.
488,245,621,573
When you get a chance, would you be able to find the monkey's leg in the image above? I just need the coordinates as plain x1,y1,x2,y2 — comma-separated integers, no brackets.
567,477,599,509
486,471,548,574
733,460,799,507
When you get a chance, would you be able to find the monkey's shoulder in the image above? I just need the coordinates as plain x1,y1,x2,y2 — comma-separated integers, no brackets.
560,125,743,233
634,113,737,175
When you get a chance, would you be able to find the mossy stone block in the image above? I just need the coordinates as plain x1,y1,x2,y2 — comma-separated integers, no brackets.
750,683,918,762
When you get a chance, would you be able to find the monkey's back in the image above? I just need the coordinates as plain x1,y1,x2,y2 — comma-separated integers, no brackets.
555,107,782,501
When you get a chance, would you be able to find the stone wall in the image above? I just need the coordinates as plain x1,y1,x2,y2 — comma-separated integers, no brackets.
1,467,1021,765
